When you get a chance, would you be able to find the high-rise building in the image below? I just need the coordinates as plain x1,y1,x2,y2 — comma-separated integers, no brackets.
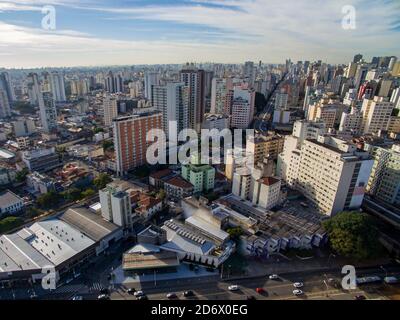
144,72,160,100
0,72,15,103
367,144,400,206
230,87,255,129
246,132,284,163
244,61,255,87
49,71,66,102
279,134,374,216
105,71,123,93
180,67,205,132
113,111,162,176
39,92,58,132
361,96,394,134
27,73,42,106
210,78,226,114
0,89,11,118
152,82,189,137
339,107,363,134
103,95,118,127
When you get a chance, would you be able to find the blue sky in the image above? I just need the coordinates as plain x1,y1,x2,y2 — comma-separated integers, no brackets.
0,0,399,68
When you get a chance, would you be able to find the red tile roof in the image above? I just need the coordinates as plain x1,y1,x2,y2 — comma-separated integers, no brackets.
165,176,194,189
261,177,280,186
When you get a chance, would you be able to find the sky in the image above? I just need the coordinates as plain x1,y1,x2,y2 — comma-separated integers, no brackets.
0,0,399,68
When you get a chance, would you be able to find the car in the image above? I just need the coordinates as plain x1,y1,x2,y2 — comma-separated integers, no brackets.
71,295,83,300
255,288,265,294
183,290,194,297
97,294,110,300
134,290,144,297
137,295,148,300
269,274,279,280
166,293,177,299
228,285,239,291
293,289,303,296
293,282,304,288
355,295,366,300
127,288,136,295
100,288,110,295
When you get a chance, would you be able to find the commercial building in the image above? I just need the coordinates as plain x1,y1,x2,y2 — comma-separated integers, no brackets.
113,111,162,175
21,147,61,173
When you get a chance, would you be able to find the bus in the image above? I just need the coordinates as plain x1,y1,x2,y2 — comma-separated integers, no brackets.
356,276,382,285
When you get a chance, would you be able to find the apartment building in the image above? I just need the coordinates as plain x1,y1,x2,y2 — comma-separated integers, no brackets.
246,132,284,163
113,111,162,176
361,96,394,134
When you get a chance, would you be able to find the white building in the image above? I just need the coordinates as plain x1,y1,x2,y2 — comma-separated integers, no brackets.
49,72,66,103
251,177,281,210
0,190,24,217
202,113,229,130
103,95,118,127
361,96,394,134
230,88,255,129
39,92,58,132
210,78,226,114
144,72,160,100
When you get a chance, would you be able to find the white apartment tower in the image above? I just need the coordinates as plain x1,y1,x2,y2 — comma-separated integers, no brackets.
39,92,58,132
361,96,394,134
49,72,66,103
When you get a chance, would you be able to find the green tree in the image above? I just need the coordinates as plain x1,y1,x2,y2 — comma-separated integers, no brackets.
156,189,166,200
323,211,383,260
15,168,29,183
61,188,83,202
227,227,243,242
93,173,112,190
102,140,114,151
0,217,24,234
37,191,62,209
81,188,96,198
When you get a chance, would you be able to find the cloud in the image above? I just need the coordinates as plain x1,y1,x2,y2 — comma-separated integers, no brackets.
0,0,399,67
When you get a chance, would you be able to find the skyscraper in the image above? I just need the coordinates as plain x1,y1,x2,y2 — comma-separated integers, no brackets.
210,78,226,115
49,71,66,102
105,71,123,93
244,61,255,87
103,95,118,127
144,71,160,100
27,73,42,106
0,72,15,103
0,89,11,118
361,96,394,134
39,92,58,132
230,87,255,129
180,66,205,132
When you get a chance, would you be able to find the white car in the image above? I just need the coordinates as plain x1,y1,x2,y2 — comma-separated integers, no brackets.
293,289,303,296
228,285,239,291
293,282,304,288
134,290,144,297
269,274,279,280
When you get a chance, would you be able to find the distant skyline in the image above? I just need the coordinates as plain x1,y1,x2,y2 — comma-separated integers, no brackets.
0,0,399,68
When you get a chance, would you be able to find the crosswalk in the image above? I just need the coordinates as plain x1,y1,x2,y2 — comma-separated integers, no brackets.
51,284,85,295
89,282,104,292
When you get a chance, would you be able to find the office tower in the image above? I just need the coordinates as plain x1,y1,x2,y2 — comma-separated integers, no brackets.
27,73,42,106
230,87,255,129
353,54,363,63
354,65,369,91
210,78,226,114
144,71,160,100
152,82,189,137
376,79,392,98
244,61,255,87
367,144,400,206
0,72,15,103
105,71,123,93
39,92,58,132
49,71,66,102
71,79,89,96
113,111,162,176
103,95,118,127
388,56,397,71
361,96,394,134
204,71,214,112
339,107,363,134
0,89,11,118
180,67,205,132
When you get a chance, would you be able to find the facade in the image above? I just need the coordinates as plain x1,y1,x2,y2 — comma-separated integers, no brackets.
49,72,66,103
0,89,11,118
367,144,400,206
21,148,61,173
361,96,394,134
12,119,36,137
202,113,229,130
246,132,284,163
251,177,281,210
164,176,194,200
113,111,162,175
210,78,226,114
181,162,215,194
339,107,363,134
103,95,118,127
27,172,57,194
39,92,58,132
144,72,160,99
230,88,255,129
0,190,24,217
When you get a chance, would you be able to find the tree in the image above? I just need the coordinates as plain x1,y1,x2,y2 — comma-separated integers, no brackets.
81,188,95,198
37,191,62,209
61,188,83,202
156,189,166,200
0,217,24,234
102,140,114,151
227,227,243,242
323,211,383,260
93,173,112,190
15,168,29,183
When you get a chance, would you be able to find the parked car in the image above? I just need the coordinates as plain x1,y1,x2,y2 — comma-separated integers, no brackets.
293,282,304,288
71,295,83,300
269,274,279,280
97,294,110,300
355,295,366,300
137,295,148,300
293,289,303,296
166,293,177,299
228,285,239,291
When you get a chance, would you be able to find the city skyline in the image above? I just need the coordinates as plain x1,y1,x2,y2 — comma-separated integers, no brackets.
0,0,400,68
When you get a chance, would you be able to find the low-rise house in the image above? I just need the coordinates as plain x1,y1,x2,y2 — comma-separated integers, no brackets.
0,190,24,217
164,176,194,200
